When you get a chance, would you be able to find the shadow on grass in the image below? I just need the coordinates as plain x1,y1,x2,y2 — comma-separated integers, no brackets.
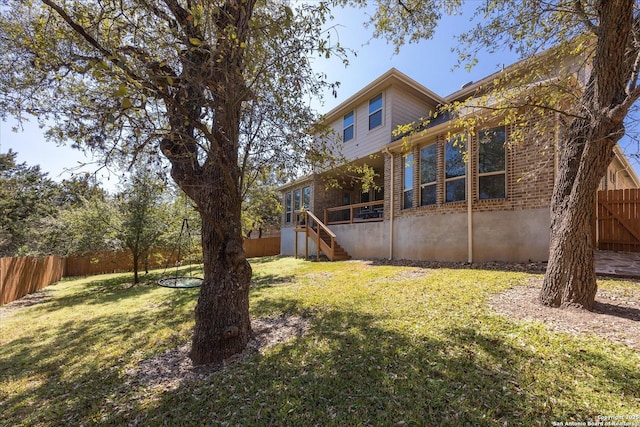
4,265,639,426
95,297,637,426
0,299,196,426
248,255,285,265
250,273,296,290
37,267,201,313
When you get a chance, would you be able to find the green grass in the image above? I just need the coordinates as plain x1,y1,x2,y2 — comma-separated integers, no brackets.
1,258,638,426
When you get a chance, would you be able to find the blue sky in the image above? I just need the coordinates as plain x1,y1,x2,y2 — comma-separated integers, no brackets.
2,3,639,185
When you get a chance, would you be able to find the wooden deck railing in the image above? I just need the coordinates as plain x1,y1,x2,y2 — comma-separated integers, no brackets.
295,210,337,260
324,200,384,225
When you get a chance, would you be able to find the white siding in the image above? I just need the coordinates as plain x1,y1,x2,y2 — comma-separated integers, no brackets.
329,88,439,162
390,87,436,129
335,90,390,160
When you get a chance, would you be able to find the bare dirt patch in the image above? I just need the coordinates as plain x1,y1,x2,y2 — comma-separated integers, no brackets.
0,289,53,317
489,279,640,350
125,315,309,390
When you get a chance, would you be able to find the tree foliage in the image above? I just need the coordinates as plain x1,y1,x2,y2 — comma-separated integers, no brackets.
0,0,346,364
0,150,61,256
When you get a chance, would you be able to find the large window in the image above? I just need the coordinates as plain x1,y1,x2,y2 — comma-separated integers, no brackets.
293,189,301,213
369,94,383,130
445,138,466,203
343,111,354,142
403,153,414,209
302,186,311,210
478,127,506,200
285,192,292,223
420,144,437,206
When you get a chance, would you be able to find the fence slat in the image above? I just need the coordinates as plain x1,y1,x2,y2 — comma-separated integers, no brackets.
243,237,281,258
0,256,64,306
597,189,640,252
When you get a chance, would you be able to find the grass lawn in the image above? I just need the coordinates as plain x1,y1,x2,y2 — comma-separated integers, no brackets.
1,257,638,426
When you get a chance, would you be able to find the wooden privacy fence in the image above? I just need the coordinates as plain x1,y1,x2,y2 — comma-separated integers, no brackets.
0,256,65,305
243,237,281,258
596,189,640,252
65,250,179,277
1,239,280,306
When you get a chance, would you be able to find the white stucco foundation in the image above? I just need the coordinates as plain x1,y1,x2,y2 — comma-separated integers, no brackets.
280,207,551,263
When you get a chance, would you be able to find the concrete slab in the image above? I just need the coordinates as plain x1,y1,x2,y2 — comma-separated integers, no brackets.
595,251,640,279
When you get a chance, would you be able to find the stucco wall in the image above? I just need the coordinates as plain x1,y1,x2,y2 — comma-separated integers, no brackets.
327,222,389,260
280,227,319,257
471,208,550,262
282,208,550,263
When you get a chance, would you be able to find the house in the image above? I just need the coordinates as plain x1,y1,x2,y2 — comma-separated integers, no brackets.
279,66,640,263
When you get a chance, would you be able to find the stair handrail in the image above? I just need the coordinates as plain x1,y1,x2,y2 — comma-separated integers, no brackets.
304,210,336,238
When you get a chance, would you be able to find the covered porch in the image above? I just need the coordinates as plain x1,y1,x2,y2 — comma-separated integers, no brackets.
316,155,386,226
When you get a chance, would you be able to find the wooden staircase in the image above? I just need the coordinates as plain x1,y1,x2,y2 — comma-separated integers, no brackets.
295,211,351,261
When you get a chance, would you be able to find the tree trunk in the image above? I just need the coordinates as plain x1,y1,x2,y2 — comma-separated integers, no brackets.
539,0,634,310
188,166,252,365
540,121,617,309
132,250,140,284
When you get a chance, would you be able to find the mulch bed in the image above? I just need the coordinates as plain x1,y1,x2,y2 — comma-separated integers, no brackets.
489,278,640,350
124,315,310,390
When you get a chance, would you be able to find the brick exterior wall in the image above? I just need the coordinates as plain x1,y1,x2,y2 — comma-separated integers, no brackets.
384,119,557,221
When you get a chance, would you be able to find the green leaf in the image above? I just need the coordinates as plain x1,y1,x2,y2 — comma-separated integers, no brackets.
115,84,127,96
189,37,202,46
121,98,132,109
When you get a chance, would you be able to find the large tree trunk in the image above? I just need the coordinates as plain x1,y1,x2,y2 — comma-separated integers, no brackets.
540,121,617,309
189,167,252,365
539,0,634,310
155,0,256,365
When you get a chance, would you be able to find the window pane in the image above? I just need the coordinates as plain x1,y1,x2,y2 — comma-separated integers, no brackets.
285,192,292,211
479,175,506,200
369,94,383,130
403,189,413,209
343,125,354,142
421,184,436,206
420,144,437,184
445,139,465,178
344,111,354,126
294,189,301,210
303,186,311,209
285,192,292,223
374,186,383,201
343,111,354,142
446,178,466,202
369,110,382,129
479,127,506,173
403,154,414,191
369,94,382,113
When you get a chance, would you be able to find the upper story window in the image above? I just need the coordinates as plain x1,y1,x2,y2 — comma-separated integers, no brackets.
343,111,354,142
403,153,414,209
369,93,383,130
420,144,437,206
478,127,506,200
445,138,466,203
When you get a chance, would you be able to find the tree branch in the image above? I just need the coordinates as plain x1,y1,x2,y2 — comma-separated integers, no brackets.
572,0,598,34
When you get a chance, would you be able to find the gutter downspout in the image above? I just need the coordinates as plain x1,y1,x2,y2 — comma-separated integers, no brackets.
466,134,473,264
383,148,394,260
